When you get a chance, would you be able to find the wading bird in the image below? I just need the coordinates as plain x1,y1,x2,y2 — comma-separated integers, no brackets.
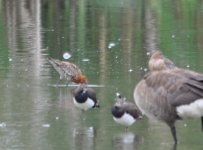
48,57,87,85
72,85,100,111
111,93,142,129
134,51,203,144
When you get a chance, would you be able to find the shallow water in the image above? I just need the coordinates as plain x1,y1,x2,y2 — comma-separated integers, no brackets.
0,0,203,150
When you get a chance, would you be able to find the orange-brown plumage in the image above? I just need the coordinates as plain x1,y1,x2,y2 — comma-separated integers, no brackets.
73,74,88,84
48,57,88,85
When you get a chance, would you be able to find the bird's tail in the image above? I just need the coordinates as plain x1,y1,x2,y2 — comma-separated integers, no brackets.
94,100,100,108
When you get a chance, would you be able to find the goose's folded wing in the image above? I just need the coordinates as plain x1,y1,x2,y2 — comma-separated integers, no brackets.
145,69,203,107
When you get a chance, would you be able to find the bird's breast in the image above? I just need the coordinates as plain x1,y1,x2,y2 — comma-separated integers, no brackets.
73,97,95,111
113,113,136,127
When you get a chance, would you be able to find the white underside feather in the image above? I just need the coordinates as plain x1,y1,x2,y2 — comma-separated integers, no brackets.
177,99,203,118
113,113,136,127
73,98,94,111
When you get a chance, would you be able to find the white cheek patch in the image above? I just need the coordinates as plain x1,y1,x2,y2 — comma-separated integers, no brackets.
177,99,203,118
113,113,136,127
73,98,95,111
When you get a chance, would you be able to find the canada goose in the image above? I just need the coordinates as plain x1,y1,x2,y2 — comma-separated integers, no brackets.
134,51,203,144
111,93,142,128
48,57,87,85
73,86,100,111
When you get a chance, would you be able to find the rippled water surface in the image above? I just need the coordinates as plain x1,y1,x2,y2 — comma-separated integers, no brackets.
0,0,203,150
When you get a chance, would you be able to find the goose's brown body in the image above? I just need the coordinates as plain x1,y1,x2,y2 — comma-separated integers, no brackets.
134,51,203,144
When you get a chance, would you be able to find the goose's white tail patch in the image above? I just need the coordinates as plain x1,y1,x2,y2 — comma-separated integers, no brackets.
73,98,94,111
113,113,136,127
177,99,203,118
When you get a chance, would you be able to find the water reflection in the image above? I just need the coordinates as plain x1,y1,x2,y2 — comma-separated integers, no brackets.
3,0,44,80
142,0,159,53
0,0,203,150
73,127,96,150
1,0,50,149
113,132,143,150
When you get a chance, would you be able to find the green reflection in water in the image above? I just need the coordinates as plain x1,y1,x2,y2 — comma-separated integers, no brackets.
0,0,203,150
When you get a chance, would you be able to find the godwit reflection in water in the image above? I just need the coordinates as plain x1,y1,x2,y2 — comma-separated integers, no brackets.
73,126,96,150
113,132,143,150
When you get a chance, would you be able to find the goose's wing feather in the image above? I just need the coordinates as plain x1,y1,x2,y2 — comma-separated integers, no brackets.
164,57,176,69
145,69,203,107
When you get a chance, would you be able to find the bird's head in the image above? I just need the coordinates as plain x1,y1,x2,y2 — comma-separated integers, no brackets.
148,51,165,71
115,92,126,106
148,50,176,71
73,74,88,84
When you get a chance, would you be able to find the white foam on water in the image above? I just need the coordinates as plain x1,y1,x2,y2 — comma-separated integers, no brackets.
42,124,51,128
63,52,71,60
108,42,116,49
